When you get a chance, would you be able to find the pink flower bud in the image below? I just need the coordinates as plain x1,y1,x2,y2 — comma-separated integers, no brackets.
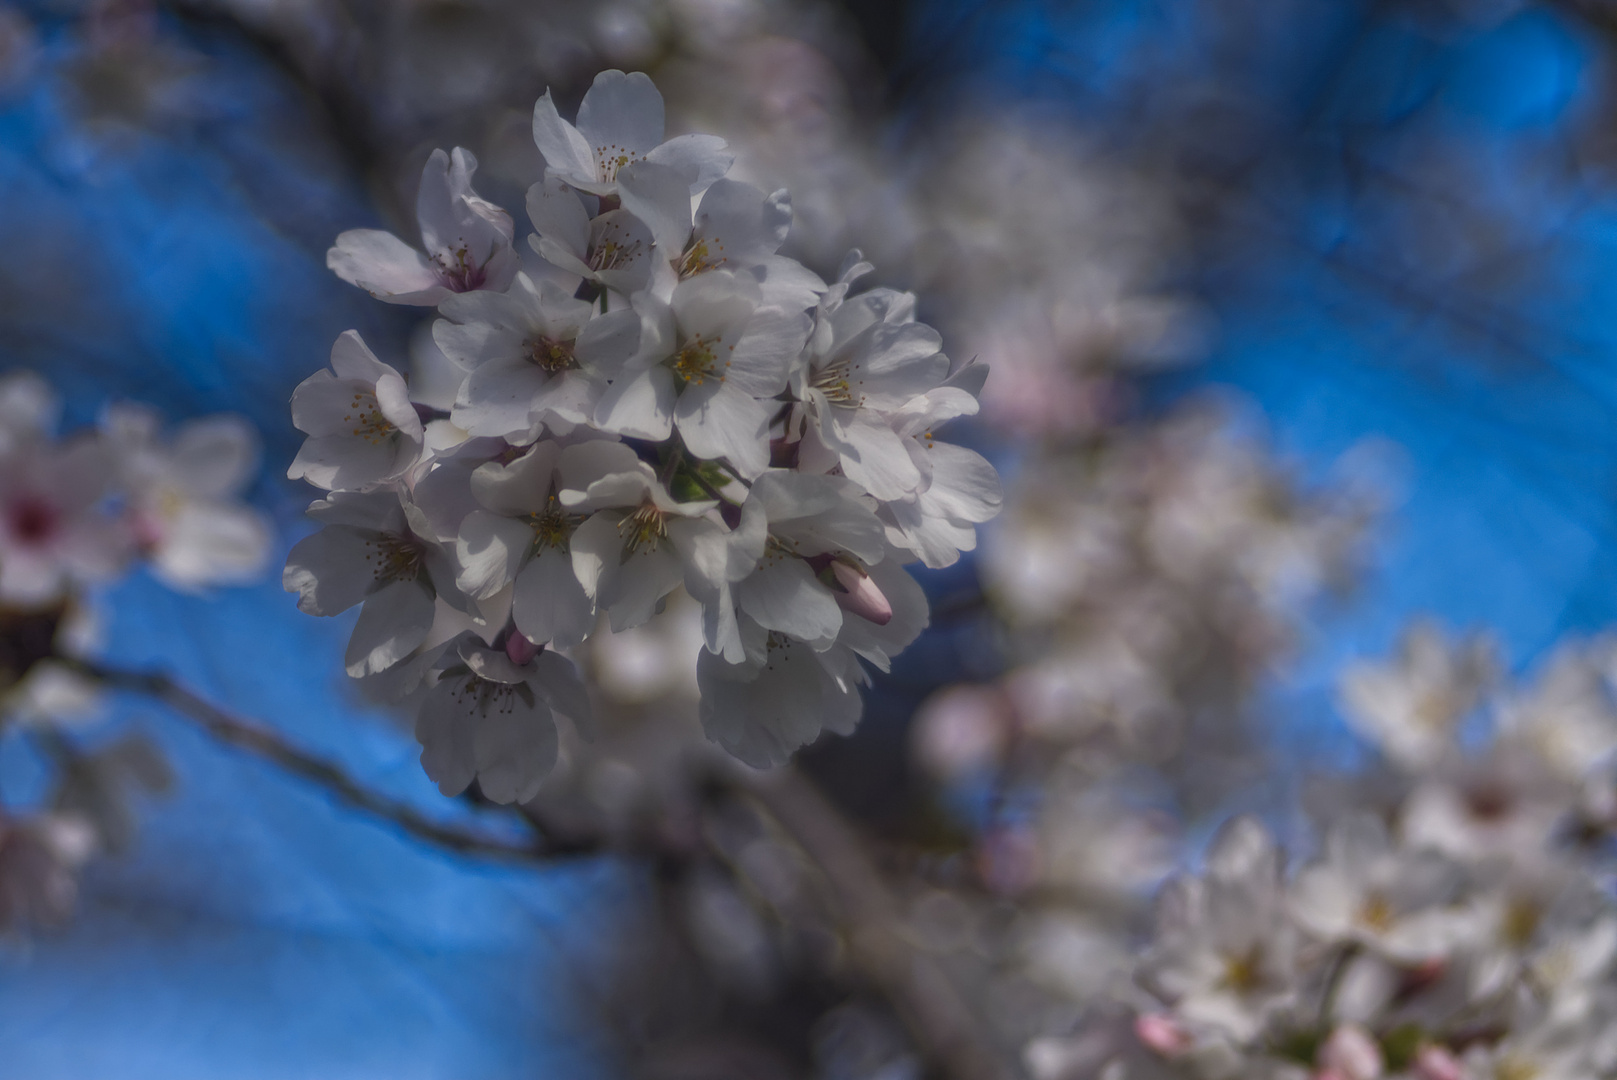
1413,1046,1462,1080
830,560,892,625
1319,1025,1382,1080
504,632,540,667
1133,1013,1192,1057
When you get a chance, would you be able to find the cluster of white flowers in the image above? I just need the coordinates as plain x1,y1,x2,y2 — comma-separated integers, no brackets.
285,70,1000,802
916,406,1369,783
1027,625,1617,1080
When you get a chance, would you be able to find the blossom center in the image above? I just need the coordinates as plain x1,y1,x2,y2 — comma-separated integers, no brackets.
1219,946,1265,993
528,498,579,551
1355,891,1396,933
590,222,642,274
363,534,425,584
810,359,864,407
6,495,58,547
529,336,577,373
670,333,730,386
344,392,396,444
432,242,485,292
617,502,668,559
1502,898,1541,946
594,143,641,183
450,674,523,719
675,237,726,278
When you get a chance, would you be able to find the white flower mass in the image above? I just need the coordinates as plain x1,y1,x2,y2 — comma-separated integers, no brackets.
285,70,1002,798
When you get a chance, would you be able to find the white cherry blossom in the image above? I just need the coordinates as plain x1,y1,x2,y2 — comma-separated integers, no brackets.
101,403,271,590
416,633,591,804
435,273,640,439
328,147,518,305
287,331,424,493
531,69,732,197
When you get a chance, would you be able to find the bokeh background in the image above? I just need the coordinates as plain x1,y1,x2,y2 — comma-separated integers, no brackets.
2,0,1616,1075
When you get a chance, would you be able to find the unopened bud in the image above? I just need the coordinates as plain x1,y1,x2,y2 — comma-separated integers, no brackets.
1134,1013,1192,1057
1413,1046,1462,1080
504,632,540,667
1319,1025,1382,1080
829,560,892,625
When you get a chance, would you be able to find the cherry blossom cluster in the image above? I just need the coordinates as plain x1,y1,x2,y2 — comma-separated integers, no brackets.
284,70,1000,803
0,371,264,931
0,369,270,612
1026,625,1617,1080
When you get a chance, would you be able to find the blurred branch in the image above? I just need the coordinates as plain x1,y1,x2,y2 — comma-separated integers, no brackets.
743,767,1017,1080
71,660,603,862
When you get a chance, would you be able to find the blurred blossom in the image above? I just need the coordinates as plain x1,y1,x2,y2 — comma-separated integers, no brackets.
910,682,1012,780
0,811,96,932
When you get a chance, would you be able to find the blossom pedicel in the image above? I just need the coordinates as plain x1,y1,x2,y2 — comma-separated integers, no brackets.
286,70,1002,800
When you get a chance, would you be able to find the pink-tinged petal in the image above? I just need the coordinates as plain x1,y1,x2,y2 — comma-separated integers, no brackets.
1134,1015,1193,1057
448,148,514,242
532,90,598,184
504,633,541,667
327,229,447,305
830,561,892,626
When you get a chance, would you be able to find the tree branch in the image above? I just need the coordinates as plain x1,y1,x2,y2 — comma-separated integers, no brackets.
741,767,1017,1080
71,660,602,862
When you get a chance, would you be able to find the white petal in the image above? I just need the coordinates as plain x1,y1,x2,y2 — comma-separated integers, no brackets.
512,546,595,648
416,679,479,796
576,69,664,157
525,175,591,256
345,578,436,676
594,366,676,441
697,642,862,767
455,510,533,599
736,558,841,648
470,687,557,804
674,383,769,478
327,230,446,305
532,91,598,184
283,526,373,616
532,650,594,738
644,134,734,193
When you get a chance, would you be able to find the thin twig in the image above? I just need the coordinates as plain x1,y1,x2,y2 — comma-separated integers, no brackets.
71,660,601,862
742,767,1017,1080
